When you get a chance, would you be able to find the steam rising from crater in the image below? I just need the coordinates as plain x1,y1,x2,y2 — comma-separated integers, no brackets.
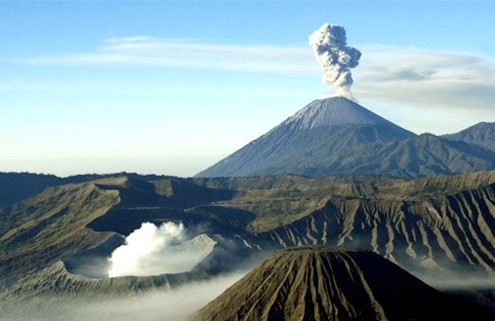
108,222,212,277
309,23,361,97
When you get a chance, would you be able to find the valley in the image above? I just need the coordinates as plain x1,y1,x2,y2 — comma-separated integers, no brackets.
2,171,495,300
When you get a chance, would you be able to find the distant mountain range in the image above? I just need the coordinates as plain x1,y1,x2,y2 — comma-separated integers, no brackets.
196,97,495,178
443,121,495,151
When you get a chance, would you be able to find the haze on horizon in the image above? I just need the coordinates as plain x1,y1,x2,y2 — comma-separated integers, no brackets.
1,1,494,177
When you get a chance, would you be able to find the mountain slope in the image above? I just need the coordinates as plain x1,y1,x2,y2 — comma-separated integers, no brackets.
196,97,415,178
195,171,495,275
0,172,64,208
0,172,180,209
194,247,492,321
0,175,261,294
306,133,495,179
282,96,412,130
196,97,495,178
261,182,495,275
443,122,495,152
0,179,121,283
2,172,495,298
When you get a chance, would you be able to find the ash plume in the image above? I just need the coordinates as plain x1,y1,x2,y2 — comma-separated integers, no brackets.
309,23,361,97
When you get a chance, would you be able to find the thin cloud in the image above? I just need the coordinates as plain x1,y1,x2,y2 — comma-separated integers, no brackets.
17,36,315,75
3,37,495,114
357,45,493,82
353,45,495,111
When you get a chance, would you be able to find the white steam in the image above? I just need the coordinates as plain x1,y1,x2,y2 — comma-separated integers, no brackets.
309,23,361,97
108,222,213,277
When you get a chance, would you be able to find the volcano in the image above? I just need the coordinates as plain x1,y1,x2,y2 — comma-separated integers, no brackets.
196,97,495,178
193,247,492,321
196,97,414,178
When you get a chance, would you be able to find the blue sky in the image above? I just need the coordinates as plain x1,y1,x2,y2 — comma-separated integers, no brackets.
1,1,495,177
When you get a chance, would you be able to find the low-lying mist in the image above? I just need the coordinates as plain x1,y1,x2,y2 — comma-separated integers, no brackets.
420,271,495,291
1,271,246,321
400,256,495,291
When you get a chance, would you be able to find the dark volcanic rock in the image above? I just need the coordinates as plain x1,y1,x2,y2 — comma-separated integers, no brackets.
194,247,493,321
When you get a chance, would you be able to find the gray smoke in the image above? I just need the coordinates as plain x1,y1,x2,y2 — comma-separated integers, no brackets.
309,23,361,97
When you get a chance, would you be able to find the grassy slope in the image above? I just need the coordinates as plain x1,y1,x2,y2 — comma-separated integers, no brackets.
2,171,495,289
0,180,120,282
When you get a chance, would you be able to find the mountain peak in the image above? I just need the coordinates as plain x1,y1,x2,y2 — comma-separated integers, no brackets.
442,121,495,154
194,247,490,321
285,96,397,130
196,97,416,178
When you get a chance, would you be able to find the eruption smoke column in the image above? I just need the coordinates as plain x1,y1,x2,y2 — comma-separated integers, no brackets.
309,23,361,97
